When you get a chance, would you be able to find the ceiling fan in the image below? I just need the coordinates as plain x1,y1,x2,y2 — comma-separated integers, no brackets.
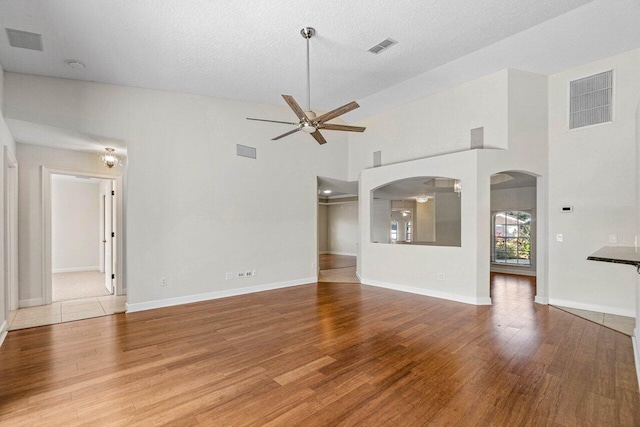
247,27,366,145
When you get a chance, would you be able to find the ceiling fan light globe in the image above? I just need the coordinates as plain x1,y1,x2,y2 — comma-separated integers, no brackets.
301,124,317,133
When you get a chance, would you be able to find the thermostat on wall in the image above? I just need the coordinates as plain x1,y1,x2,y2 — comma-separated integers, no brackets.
561,206,573,213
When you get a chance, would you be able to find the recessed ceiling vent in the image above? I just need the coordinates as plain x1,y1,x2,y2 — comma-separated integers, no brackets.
367,38,397,54
6,28,43,51
569,70,613,129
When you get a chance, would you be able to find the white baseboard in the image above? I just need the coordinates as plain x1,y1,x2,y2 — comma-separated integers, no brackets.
325,251,357,257
549,298,636,318
355,271,361,281
534,295,549,305
53,266,100,274
0,320,7,348
19,298,43,308
633,329,640,392
126,277,317,313
361,278,492,306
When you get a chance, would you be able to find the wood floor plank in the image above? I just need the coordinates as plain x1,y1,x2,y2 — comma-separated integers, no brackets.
0,273,638,425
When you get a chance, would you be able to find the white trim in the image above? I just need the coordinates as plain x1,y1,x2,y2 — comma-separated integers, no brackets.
361,278,492,306
632,329,640,392
52,266,101,274
549,298,636,318
324,251,357,257
125,277,316,313
0,320,7,347
19,298,43,308
534,295,549,305
355,271,361,281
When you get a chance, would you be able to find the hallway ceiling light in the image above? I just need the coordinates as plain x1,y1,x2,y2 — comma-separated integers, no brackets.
322,189,332,194
416,195,431,203
100,148,122,168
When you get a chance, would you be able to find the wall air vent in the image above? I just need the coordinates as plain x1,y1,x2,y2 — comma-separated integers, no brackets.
569,70,613,129
373,151,382,167
236,144,256,159
6,28,43,51
367,38,397,54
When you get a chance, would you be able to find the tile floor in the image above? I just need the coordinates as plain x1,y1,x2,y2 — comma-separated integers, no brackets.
8,295,127,331
554,305,635,336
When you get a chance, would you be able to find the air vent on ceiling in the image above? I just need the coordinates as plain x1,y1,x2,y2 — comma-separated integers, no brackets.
367,38,397,54
569,70,613,129
6,28,43,51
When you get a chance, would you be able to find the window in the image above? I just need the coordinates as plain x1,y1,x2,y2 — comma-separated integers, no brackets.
493,211,531,266
405,221,412,243
391,220,398,242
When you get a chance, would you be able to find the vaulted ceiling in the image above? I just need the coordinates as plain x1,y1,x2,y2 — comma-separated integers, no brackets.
1,0,639,123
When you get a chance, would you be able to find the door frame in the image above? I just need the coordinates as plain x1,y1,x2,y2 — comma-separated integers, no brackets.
4,147,18,312
41,166,124,305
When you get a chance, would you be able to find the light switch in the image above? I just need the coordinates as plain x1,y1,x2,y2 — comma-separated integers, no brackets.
556,234,563,242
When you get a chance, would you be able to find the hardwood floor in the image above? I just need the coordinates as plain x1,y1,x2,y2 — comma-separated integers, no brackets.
319,253,356,270
1,274,638,425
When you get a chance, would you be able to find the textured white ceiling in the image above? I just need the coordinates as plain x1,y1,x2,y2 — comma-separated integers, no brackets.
0,0,596,115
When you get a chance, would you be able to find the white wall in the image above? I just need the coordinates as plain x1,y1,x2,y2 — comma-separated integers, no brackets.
0,62,17,342
51,177,101,272
355,68,548,305
318,204,328,253
548,49,640,316
348,70,510,181
16,143,121,305
327,202,358,256
490,186,537,276
5,73,349,310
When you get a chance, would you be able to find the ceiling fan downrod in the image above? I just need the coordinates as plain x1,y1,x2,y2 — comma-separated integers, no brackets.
300,27,315,112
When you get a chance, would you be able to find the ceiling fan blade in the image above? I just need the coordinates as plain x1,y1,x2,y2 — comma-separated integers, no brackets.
247,118,298,125
319,123,366,133
315,101,360,124
282,95,308,121
310,130,327,145
272,127,301,140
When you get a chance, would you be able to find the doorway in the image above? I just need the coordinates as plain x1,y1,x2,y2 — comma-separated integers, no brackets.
50,174,115,302
42,167,125,304
317,176,359,283
489,171,538,295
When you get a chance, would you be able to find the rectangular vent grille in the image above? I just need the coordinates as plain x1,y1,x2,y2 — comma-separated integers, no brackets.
6,28,43,51
236,144,256,159
373,151,382,167
367,38,397,54
569,70,613,129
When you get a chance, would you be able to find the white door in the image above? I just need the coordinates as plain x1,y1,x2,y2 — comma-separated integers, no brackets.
104,181,114,294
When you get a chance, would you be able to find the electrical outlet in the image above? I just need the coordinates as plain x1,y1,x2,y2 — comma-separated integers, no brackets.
225,272,233,280
437,273,445,281
245,270,253,278
252,269,257,277
237,271,245,279
160,277,167,287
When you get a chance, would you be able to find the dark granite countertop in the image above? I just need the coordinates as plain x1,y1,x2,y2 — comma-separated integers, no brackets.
587,246,640,268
